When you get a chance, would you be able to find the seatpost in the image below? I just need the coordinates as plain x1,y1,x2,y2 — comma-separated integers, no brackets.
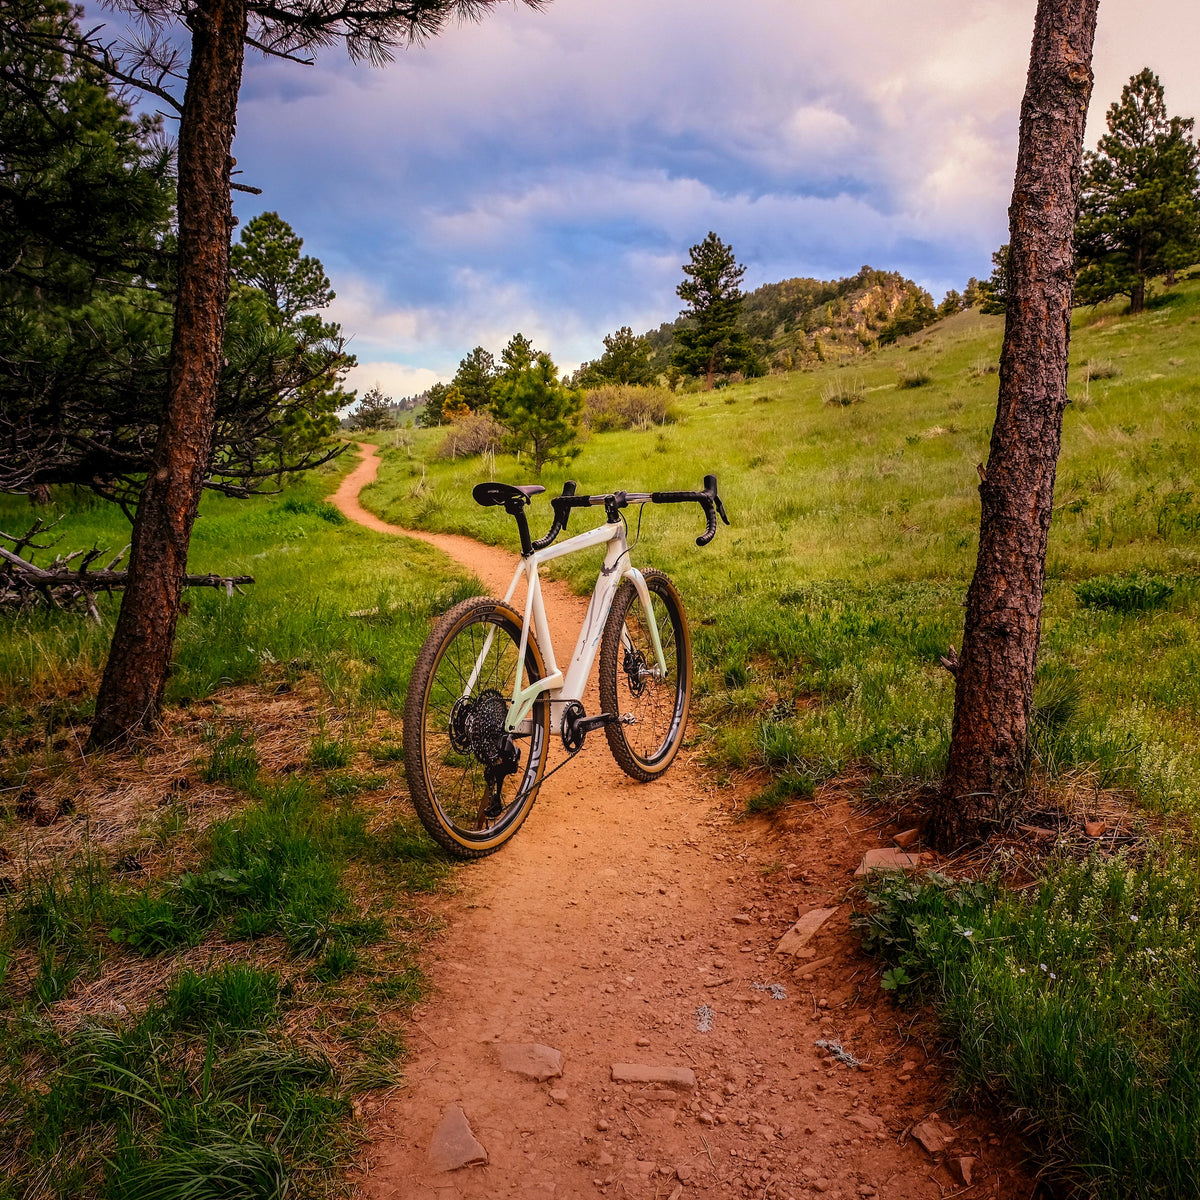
504,497,535,557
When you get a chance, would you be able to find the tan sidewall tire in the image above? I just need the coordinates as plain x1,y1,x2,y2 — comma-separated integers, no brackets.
598,568,692,782
403,597,548,858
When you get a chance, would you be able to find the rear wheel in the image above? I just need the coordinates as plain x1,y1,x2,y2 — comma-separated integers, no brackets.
404,598,549,858
598,569,691,781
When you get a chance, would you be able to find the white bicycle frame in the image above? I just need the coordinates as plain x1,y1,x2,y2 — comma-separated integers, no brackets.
461,517,668,734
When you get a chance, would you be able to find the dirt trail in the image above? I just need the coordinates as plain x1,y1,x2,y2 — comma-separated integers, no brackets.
333,445,1031,1200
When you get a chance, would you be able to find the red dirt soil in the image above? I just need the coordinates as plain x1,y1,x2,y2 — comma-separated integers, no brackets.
332,444,1035,1200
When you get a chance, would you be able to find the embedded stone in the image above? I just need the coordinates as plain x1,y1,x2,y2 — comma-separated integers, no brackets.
428,1105,487,1171
775,907,838,956
948,1156,976,1186
611,1063,696,1090
497,1041,563,1081
910,1117,956,1156
854,848,925,876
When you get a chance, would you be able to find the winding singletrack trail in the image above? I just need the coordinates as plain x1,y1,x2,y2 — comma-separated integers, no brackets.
333,444,1032,1200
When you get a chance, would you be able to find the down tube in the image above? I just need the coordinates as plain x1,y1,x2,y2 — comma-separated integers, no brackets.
557,537,629,702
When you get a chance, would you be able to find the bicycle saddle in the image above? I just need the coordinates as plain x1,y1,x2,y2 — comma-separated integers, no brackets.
472,482,545,508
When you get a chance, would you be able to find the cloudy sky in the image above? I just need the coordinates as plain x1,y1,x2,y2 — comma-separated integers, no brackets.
92,1,1200,397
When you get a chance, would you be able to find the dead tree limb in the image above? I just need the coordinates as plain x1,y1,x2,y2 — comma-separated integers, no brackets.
0,527,252,622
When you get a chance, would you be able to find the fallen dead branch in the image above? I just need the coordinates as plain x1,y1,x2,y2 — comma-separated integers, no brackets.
1,518,253,622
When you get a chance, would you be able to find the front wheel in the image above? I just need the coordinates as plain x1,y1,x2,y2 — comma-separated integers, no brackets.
404,597,550,858
598,568,692,781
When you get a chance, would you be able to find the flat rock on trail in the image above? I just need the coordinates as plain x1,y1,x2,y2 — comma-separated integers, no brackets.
333,445,1032,1199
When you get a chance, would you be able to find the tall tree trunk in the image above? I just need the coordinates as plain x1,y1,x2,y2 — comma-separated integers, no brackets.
1130,275,1146,313
87,0,247,750
932,0,1099,848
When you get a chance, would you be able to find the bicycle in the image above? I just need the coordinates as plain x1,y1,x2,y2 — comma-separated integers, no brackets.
403,474,729,858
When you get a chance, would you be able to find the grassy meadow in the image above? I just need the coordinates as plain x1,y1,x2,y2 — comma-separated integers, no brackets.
3,275,1200,1196
360,278,1200,1197
367,284,1200,821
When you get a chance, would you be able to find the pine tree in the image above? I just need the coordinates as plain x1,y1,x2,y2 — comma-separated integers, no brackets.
231,211,334,323
671,232,754,388
1075,68,1200,313
933,0,1099,847
977,245,1011,315
349,386,396,430
499,332,538,377
494,352,582,476
451,346,496,410
76,0,542,748
578,326,654,386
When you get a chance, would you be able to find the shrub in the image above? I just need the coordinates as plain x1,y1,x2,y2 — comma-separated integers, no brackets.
1082,358,1121,381
582,385,677,432
437,412,505,460
821,376,865,406
897,368,932,389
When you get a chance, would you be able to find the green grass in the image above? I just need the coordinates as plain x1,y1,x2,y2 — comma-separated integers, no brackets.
0,745,452,1198
0,456,480,727
855,852,1200,1199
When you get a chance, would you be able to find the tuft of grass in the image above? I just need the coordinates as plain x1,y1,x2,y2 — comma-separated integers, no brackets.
198,726,259,787
308,727,353,769
746,769,816,814
1082,358,1121,381
1075,573,1175,613
163,964,282,1034
821,375,865,406
897,367,932,388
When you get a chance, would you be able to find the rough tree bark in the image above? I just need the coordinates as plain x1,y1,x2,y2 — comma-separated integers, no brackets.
87,0,248,748
932,0,1099,847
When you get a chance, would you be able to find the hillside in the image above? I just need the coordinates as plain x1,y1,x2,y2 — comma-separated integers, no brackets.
642,264,945,375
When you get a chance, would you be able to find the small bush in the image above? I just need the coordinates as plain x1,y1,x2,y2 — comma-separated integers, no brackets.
897,368,932,389
582,385,677,432
437,412,505,460
1082,358,1121,381
1076,573,1175,613
821,376,864,406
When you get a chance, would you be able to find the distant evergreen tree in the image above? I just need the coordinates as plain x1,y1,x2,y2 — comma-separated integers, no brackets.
878,287,938,344
494,352,582,475
1075,68,1200,313
672,232,756,388
440,385,470,422
418,382,450,428
938,289,964,317
500,332,538,377
978,245,1011,315
349,386,396,431
452,346,497,411
577,326,654,386
962,277,984,307
231,212,335,323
